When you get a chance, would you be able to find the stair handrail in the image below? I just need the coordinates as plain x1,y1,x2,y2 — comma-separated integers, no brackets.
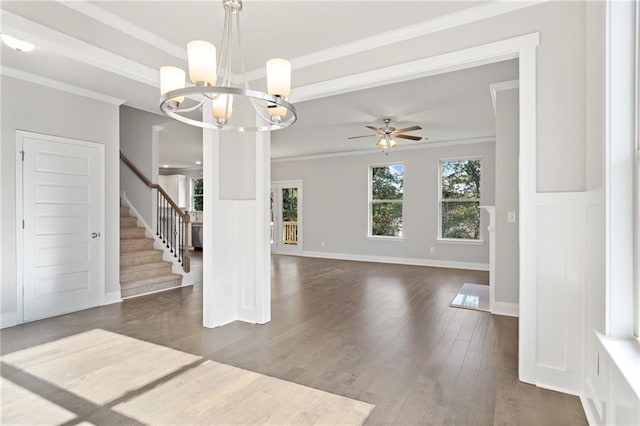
120,151,191,273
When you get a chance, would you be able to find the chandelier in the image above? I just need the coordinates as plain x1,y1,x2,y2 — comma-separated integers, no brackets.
158,0,297,132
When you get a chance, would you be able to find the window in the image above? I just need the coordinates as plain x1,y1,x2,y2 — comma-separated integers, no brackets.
192,178,203,212
369,164,403,237
439,158,481,240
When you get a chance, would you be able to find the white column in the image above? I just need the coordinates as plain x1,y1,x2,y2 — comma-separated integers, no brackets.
202,103,271,328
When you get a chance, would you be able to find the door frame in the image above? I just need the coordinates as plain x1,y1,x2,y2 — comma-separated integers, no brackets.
15,130,106,324
271,179,303,255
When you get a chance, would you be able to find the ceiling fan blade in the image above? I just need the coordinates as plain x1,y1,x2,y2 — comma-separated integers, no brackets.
365,126,381,133
395,134,423,141
394,125,422,134
347,134,377,139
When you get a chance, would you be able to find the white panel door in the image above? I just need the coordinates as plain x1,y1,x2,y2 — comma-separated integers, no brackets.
21,133,104,322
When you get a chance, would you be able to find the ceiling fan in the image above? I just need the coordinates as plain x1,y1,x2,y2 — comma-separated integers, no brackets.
348,118,425,151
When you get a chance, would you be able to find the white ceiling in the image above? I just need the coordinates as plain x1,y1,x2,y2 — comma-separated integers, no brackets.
0,1,525,162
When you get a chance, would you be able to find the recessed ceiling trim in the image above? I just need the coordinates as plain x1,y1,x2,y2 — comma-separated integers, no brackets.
272,137,496,163
54,0,187,61
0,65,126,105
245,0,548,81
289,33,537,104
490,80,520,114
2,10,159,88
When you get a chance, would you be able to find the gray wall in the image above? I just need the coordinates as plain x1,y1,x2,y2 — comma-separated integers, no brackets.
272,141,496,266
1,76,120,317
119,105,164,226
290,1,590,193
494,89,520,304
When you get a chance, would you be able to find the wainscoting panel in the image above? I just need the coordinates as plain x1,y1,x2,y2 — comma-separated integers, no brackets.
535,192,586,395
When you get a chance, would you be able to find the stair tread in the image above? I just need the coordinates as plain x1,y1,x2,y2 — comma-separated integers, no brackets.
121,237,154,243
121,249,162,258
121,273,182,288
120,261,172,273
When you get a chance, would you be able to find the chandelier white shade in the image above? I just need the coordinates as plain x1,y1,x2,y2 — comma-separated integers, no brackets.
187,40,217,86
159,0,297,132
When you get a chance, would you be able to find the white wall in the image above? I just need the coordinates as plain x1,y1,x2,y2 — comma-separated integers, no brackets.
1,76,120,324
272,141,495,268
494,89,519,304
119,105,164,226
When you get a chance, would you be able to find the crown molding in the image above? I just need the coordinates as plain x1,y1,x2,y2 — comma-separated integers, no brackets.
0,66,126,105
272,137,495,163
245,0,548,81
290,33,537,104
2,10,159,88
54,0,187,61
490,80,520,114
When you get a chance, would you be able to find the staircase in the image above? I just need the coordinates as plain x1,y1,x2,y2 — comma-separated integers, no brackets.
120,205,183,298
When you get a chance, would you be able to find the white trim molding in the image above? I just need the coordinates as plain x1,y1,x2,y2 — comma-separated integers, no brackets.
290,33,538,103
0,311,19,329
103,291,122,306
246,1,547,81
0,66,126,105
490,80,520,114
272,137,495,163
492,302,519,318
2,10,159,88
54,0,186,61
301,251,489,272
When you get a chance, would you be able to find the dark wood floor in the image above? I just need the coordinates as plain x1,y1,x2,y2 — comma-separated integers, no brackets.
1,255,587,425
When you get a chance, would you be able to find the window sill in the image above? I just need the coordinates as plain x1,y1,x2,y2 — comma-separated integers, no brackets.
596,331,640,399
367,236,404,241
437,238,484,245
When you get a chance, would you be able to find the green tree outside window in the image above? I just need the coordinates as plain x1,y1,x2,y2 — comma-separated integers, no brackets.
370,165,403,237
440,159,481,240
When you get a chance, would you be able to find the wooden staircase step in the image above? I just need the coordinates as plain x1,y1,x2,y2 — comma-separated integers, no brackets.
120,250,164,267
120,261,174,283
120,216,138,228
120,227,146,240
120,206,130,217
120,238,154,253
121,274,183,299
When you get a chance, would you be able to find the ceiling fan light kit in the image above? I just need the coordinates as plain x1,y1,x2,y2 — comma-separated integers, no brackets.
349,118,423,153
159,0,297,132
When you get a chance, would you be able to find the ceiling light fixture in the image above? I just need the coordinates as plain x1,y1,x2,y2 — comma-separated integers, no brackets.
1,34,35,52
159,0,297,132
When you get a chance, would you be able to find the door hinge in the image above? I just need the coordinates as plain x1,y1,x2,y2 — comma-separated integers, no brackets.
20,150,24,161
22,219,25,229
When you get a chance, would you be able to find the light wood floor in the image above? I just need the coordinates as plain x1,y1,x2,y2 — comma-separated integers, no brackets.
1,255,587,425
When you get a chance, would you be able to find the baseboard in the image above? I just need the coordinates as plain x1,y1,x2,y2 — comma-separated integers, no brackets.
535,365,582,396
492,301,519,317
301,250,489,271
103,290,122,305
580,394,603,426
0,311,19,329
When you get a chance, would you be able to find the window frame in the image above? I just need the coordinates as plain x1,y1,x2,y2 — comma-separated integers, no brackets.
634,1,640,338
437,156,483,244
191,177,203,212
367,162,405,240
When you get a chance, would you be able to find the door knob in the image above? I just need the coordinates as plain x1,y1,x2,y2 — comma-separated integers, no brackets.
91,232,100,238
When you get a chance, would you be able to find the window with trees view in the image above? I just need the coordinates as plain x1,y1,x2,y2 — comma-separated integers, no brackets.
439,159,481,240
370,164,403,237
192,178,203,212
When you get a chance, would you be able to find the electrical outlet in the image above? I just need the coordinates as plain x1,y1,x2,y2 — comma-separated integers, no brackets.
321,240,325,247
507,211,517,223
430,246,436,253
